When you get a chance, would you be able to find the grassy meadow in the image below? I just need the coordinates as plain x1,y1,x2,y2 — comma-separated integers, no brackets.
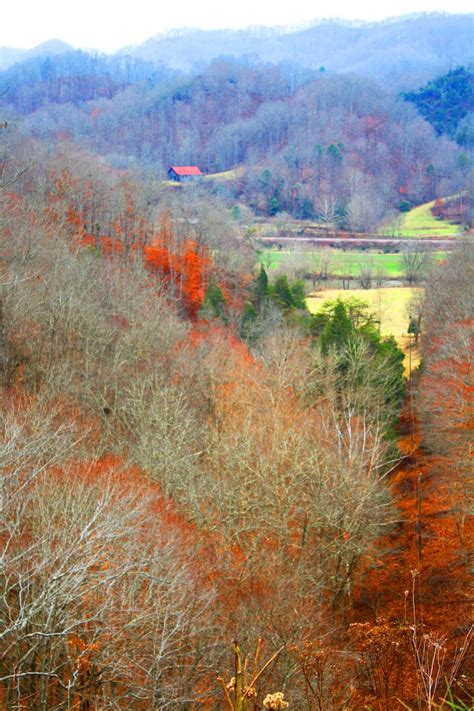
383,199,462,237
262,248,447,277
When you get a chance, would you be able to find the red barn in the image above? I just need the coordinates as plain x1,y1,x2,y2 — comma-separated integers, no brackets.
168,166,204,182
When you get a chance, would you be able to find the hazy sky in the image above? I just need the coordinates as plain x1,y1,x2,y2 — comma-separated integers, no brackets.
3,0,473,51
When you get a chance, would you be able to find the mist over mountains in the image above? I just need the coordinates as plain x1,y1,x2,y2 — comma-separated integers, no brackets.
1,13,473,87
0,40,74,71
119,14,474,87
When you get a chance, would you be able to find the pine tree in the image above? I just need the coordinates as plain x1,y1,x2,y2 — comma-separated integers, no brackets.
272,275,294,310
240,302,258,342
200,277,227,322
290,280,307,310
254,264,269,309
320,300,353,353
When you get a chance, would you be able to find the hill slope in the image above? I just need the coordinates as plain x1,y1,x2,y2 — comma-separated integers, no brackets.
122,14,474,87
0,39,74,70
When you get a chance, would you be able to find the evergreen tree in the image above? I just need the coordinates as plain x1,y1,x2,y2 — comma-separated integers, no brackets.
268,193,281,216
313,298,406,427
272,274,294,310
239,302,258,342
200,277,227,322
290,280,307,310
300,197,314,220
254,264,269,309
320,300,353,353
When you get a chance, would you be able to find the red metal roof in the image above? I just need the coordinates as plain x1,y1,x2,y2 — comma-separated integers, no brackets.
169,166,204,176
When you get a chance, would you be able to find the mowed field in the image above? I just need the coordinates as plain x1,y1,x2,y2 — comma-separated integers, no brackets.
383,199,462,237
263,249,447,276
307,287,423,371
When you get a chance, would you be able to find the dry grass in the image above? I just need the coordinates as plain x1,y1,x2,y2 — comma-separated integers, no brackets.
205,166,245,182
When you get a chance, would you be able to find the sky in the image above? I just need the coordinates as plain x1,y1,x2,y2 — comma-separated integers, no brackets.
3,0,473,52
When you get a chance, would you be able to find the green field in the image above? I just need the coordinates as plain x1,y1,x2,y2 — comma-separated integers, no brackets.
382,199,462,237
261,249,447,277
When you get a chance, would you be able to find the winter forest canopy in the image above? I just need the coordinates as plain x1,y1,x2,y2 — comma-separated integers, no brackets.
0,11,473,710
1,38,472,227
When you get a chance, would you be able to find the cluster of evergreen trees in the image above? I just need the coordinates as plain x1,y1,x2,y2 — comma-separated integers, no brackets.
199,265,308,335
403,66,474,145
238,266,308,340
310,298,406,425
201,267,405,427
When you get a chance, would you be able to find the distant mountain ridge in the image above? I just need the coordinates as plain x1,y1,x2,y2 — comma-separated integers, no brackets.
1,14,473,87
0,14,469,230
0,39,74,70
118,13,474,87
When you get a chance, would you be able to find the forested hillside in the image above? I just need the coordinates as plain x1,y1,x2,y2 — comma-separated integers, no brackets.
0,10,473,709
110,14,474,87
0,39,74,71
403,66,474,144
2,13,472,227
0,129,472,707
2,14,472,82
0,50,174,113
1,55,469,226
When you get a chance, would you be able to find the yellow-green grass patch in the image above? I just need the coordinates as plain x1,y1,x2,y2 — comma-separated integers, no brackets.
204,166,245,181
382,199,462,238
161,180,182,187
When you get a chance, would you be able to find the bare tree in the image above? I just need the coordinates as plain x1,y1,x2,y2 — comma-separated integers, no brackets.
402,247,431,285
0,407,215,709
418,243,474,549
358,256,374,289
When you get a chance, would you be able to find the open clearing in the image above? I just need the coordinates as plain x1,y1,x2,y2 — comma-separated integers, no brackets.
383,199,462,237
307,286,422,371
161,166,244,187
205,166,245,181
262,249,447,277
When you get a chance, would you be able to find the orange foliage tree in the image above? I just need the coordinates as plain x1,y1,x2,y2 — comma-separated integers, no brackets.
144,212,210,318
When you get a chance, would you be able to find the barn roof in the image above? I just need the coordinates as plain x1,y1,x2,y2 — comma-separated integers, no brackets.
169,166,204,176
